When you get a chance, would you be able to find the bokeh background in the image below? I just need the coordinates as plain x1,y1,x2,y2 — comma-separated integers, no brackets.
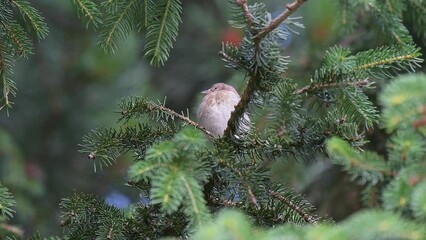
0,0,425,236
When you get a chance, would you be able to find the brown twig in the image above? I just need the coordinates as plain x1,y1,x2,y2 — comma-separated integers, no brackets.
295,79,371,95
211,197,239,207
0,223,24,236
224,0,307,138
236,0,254,27
224,72,257,138
151,103,215,138
269,190,319,224
218,159,259,208
254,0,307,40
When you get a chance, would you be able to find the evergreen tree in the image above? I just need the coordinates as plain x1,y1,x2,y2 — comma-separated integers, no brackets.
0,0,425,239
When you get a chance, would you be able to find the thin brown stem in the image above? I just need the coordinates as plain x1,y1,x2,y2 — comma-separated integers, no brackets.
0,223,24,236
224,0,307,138
295,79,370,95
269,190,318,224
151,103,216,138
218,159,259,208
254,0,306,40
211,197,238,207
224,72,256,138
236,0,254,27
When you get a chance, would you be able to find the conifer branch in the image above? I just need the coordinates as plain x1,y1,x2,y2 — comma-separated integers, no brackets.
224,72,256,138
119,97,215,138
218,159,259,208
10,0,48,39
100,0,139,52
269,190,318,224
235,0,254,27
353,54,420,71
211,197,239,207
224,0,306,138
0,22,32,57
0,223,24,236
254,0,306,40
180,175,204,227
148,103,215,138
73,0,102,28
295,79,370,95
0,41,14,111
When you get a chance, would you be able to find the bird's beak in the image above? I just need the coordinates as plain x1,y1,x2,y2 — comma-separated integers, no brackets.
201,89,210,94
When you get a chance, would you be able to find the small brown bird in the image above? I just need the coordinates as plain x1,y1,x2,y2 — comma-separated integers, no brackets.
197,83,247,137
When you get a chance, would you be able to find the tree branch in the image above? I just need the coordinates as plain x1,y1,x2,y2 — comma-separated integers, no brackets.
148,103,216,138
269,190,319,224
295,79,371,95
236,0,254,27
224,0,307,138
224,72,256,138
254,0,306,40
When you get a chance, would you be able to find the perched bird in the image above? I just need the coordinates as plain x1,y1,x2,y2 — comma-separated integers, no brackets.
197,83,248,137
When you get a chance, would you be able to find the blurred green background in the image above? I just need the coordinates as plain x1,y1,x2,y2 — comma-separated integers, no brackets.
0,0,425,236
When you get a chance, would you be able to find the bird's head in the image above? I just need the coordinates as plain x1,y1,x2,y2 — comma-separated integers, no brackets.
201,83,238,95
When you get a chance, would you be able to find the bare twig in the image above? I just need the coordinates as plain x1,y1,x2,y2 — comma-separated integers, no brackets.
295,79,371,95
218,159,259,208
150,103,216,138
0,223,24,236
211,197,239,207
236,0,254,27
269,190,319,224
224,0,307,138
254,0,306,40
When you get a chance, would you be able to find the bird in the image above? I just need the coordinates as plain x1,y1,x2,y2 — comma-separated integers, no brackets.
197,83,248,137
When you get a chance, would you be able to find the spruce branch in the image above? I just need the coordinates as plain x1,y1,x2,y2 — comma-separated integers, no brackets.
0,22,33,57
99,0,140,53
218,159,259,208
0,223,24,236
119,97,215,138
224,0,305,139
73,0,102,28
0,40,16,111
144,0,182,66
223,72,256,138
356,55,412,70
269,190,319,224
295,79,371,95
150,104,215,138
235,0,254,27
0,183,16,220
253,0,306,40
10,0,48,39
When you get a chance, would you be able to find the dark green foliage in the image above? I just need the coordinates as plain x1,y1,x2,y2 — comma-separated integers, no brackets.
1,0,425,239
72,0,182,66
192,209,426,240
327,137,389,185
325,74,426,236
73,0,102,28
70,0,425,238
128,127,212,228
0,0,48,110
79,97,183,171
335,0,426,43
0,182,18,238
0,183,15,220
97,0,142,53
60,193,126,240
144,0,182,66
